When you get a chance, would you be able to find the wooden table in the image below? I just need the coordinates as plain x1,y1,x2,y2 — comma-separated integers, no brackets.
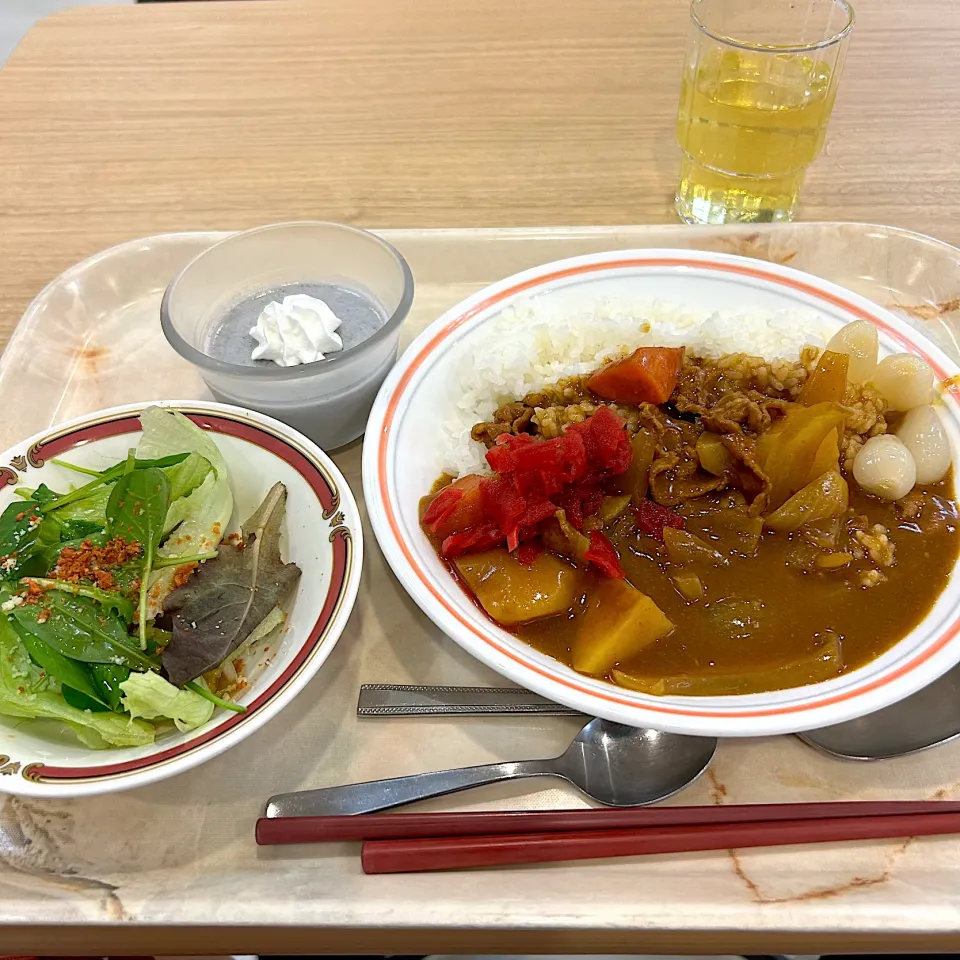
0,1,959,954
0,0,958,351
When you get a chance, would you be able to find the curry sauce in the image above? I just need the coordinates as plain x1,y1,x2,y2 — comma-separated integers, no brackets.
512,480,959,693
421,339,960,696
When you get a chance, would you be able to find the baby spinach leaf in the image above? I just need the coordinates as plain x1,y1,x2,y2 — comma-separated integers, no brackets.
0,506,105,582
11,515,80,579
89,663,130,711
31,453,189,515
0,613,155,747
62,685,111,712
61,531,107,551
10,619,110,708
40,469,120,513
15,529,107,585
111,559,145,596
37,516,64,544
22,577,135,623
5,518,61,580
107,466,171,648
107,466,170,547
31,484,62,505
58,519,105,541
162,483,301,686
0,501,43,580
27,531,107,584
10,594,159,672
48,485,111,528
0,500,40,555
144,625,172,655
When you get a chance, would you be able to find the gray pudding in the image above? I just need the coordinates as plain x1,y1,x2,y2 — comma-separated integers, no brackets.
205,281,388,367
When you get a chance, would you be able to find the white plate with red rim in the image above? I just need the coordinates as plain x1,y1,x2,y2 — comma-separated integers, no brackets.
364,248,960,737
0,400,362,797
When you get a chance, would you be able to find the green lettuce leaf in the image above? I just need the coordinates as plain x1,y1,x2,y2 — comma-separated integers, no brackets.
119,670,214,732
136,407,232,549
0,616,155,748
135,407,234,612
164,452,212,506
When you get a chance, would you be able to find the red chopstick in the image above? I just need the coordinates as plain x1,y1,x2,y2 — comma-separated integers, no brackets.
360,811,960,874
256,800,960,845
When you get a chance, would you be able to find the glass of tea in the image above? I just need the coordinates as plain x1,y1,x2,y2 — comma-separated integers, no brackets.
675,0,854,225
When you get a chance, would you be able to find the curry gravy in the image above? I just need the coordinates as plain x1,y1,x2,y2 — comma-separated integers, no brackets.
511,479,959,691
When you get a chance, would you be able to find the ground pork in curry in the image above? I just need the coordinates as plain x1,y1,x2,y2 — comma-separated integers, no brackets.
469,348,896,585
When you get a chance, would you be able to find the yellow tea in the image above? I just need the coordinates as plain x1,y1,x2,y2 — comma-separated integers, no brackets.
676,49,839,223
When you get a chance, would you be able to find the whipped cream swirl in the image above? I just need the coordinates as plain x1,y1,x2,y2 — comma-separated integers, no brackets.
250,294,344,366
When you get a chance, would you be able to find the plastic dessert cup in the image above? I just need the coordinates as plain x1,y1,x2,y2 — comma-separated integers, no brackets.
161,221,414,449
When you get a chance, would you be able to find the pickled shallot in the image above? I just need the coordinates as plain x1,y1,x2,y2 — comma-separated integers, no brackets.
896,405,951,484
870,353,934,411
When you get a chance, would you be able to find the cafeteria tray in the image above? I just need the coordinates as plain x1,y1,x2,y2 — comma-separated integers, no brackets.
1,222,959,953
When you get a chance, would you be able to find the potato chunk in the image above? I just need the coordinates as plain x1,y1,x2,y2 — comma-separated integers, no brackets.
756,402,846,511
572,578,673,676
454,548,580,626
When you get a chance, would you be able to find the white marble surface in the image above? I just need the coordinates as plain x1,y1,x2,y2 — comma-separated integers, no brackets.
0,223,959,954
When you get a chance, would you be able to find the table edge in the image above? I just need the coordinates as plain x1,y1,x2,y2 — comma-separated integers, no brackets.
4,922,960,955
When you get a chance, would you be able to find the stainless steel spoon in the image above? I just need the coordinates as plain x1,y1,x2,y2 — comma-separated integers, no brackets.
265,718,717,817
798,663,960,760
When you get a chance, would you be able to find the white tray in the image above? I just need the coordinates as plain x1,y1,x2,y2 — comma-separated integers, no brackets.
1,223,960,955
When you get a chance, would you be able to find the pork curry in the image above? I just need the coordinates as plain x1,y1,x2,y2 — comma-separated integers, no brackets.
420,333,959,696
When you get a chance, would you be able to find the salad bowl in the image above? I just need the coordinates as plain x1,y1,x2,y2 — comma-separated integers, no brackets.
0,400,362,797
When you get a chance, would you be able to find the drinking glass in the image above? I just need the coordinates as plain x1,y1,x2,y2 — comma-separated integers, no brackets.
675,0,854,225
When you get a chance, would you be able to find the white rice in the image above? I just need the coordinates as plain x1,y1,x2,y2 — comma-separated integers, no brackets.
439,297,836,478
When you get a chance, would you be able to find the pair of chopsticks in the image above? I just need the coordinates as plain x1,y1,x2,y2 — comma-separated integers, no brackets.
256,800,960,874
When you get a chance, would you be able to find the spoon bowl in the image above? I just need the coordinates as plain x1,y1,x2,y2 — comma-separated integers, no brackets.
266,719,717,817
554,720,717,806
798,662,960,761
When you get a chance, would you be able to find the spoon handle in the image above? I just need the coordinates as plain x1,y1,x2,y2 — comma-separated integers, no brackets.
358,683,582,717
266,759,556,817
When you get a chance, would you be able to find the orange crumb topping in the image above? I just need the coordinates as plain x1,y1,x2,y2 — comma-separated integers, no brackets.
53,537,142,590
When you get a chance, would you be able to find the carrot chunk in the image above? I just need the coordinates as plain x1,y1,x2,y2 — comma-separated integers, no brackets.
587,347,684,405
